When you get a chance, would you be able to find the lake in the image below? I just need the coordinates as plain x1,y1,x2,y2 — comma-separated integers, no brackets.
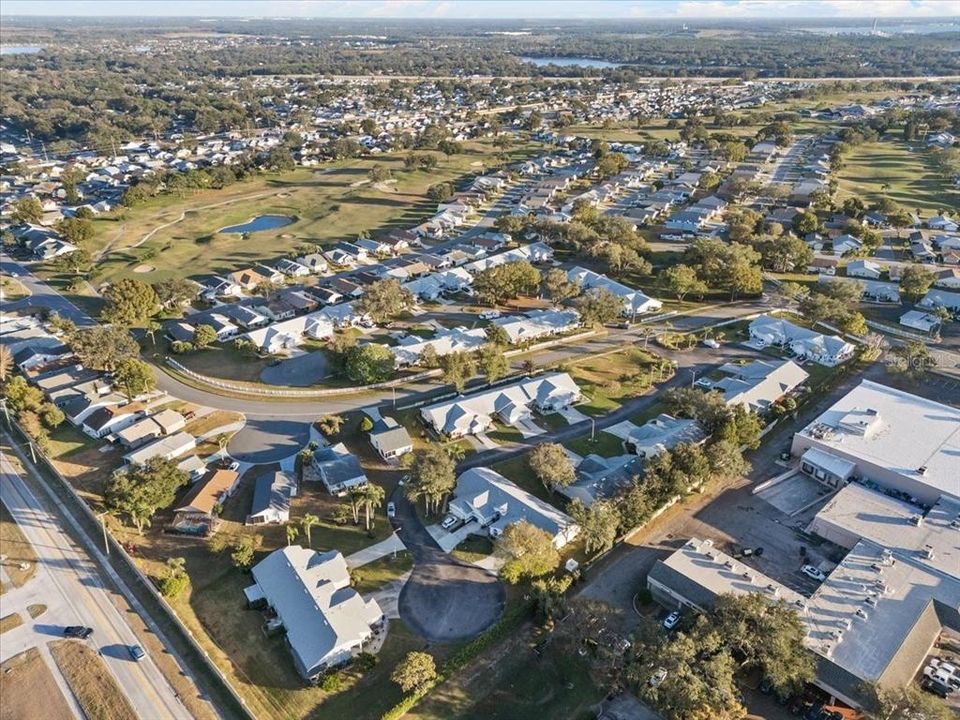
219,214,296,234
519,56,622,69
0,46,42,55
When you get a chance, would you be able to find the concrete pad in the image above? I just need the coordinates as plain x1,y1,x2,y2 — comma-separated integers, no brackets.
367,571,412,620
426,522,476,552
474,432,499,450
345,533,407,568
514,418,545,438
603,420,640,441
756,473,830,515
557,406,590,424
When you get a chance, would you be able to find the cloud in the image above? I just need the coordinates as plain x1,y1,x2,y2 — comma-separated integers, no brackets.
670,0,958,17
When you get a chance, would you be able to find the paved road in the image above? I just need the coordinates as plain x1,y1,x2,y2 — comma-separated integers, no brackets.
1,253,96,328
391,487,505,642
0,458,192,720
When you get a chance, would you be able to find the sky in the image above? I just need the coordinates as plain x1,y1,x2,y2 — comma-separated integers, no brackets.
2,0,958,20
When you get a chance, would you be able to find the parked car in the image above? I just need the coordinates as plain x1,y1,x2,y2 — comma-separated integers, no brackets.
702,338,720,349
661,611,681,630
63,626,94,639
479,310,501,320
128,644,146,661
441,515,459,530
801,564,826,582
649,667,668,687
921,678,950,699
386,502,396,518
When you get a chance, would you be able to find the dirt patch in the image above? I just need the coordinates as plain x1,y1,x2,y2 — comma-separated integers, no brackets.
132,264,155,273
349,179,371,188
27,604,47,619
373,180,398,192
0,613,23,634
0,648,74,720
470,161,484,167
50,640,137,720
0,501,37,588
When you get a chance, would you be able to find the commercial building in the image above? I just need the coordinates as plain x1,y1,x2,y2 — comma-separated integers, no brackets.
790,380,960,505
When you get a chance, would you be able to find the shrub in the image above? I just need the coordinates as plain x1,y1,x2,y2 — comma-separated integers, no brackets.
318,671,343,692
156,573,189,598
170,340,194,354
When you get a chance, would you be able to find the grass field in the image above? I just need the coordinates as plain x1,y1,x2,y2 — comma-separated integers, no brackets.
50,640,138,720
0,648,75,720
835,139,959,215
566,346,660,416
75,139,542,290
0,501,37,590
350,551,413,594
0,275,29,300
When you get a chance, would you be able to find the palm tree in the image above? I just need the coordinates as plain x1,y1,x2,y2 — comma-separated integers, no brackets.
362,483,386,532
146,320,161,347
301,514,319,547
348,487,364,525
285,524,299,546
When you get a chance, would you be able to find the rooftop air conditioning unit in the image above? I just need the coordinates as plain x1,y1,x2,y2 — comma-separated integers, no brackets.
865,596,878,607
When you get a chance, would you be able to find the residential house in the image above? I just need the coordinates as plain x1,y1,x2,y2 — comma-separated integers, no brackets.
567,267,663,317
243,547,384,680
246,470,297,525
368,417,413,462
831,234,863,256
171,468,240,535
899,310,940,333
846,259,883,280
123,431,196,466
114,409,186,448
275,258,310,278
492,309,581,345
624,414,707,458
311,443,368,496
807,257,839,275
297,253,329,274
448,468,579,548
707,359,809,412
919,288,960,313
390,326,487,368
748,314,855,367
81,404,144,439
420,372,582,438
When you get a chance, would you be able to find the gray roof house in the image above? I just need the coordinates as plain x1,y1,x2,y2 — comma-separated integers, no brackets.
244,547,384,680
311,443,367,496
368,418,413,462
749,314,855,367
708,359,809,413
624,414,707,457
448,468,579,549
246,471,297,525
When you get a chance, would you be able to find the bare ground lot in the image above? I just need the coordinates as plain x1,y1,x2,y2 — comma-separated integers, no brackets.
0,499,38,590
0,648,74,720
50,639,138,720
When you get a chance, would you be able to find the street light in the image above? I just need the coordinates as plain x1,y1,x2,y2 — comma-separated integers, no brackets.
96,512,110,556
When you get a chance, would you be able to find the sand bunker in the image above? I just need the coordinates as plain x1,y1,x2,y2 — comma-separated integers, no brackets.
133,264,155,273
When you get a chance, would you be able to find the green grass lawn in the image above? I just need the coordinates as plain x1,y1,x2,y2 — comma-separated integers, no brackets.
490,455,561,508
46,424,98,459
835,139,959,215
486,421,524,445
567,347,660,416
565,431,625,459
451,535,495,565
351,552,413,595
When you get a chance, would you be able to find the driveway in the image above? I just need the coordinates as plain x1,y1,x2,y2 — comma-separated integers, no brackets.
392,490,505,643
258,350,332,387
226,416,311,464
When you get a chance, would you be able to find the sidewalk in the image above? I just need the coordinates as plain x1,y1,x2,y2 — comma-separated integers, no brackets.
344,533,406,569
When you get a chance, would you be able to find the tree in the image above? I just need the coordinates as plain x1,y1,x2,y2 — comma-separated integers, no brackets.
472,261,541,306
405,444,456,515
193,324,218,349
427,182,454,202
660,264,707,302
231,540,255,570
711,593,816,699
317,415,344,437
52,247,92,276
418,343,440,368
862,684,954,720
368,164,391,183
157,557,189,598
569,498,620,555
439,351,476,392
68,326,139,371
356,279,414,324
112,358,155,400
361,482,385,531
576,288,623,326
542,268,581,304
391,651,437,693
106,457,187,534
345,344,394,384
478,343,509,384
497,521,561,584
153,278,197,309
899,265,936,301
791,210,819,236
528,442,575,492
55,217,94,245
706,440,751,481
296,514,319,548
10,197,43,224
102,278,159,326
0,345,12,383
889,340,937,381
286,524,299,546
757,235,813,273
484,323,511,348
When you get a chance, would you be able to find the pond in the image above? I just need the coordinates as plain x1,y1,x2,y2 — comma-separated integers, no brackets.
519,56,622,69
219,214,296,234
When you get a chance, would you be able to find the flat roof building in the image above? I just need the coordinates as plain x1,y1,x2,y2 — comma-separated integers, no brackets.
790,380,960,505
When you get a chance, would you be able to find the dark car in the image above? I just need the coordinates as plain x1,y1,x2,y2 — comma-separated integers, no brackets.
128,644,146,661
63,626,94,639
921,678,950,699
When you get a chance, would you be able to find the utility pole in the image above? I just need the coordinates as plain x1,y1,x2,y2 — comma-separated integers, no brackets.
98,513,110,556
691,369,698,387
590,417,596,444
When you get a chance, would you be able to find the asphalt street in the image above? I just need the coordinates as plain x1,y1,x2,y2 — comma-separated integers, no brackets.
0,458,192,720
1,252,96,328
390,487,505,642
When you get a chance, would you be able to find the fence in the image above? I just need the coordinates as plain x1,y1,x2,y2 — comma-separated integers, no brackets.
2,421,255,720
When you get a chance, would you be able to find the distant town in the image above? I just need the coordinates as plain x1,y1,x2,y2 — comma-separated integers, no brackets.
1,9,959,720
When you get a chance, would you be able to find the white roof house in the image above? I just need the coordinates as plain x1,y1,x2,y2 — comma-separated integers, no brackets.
448,468,579,549
492,309,581,345
919,288,960,311
122,431,196,466
245,547,383,680
791,380,960,505
390,326,487,368
567,266,662,317
899,310,940,333
624,414,708,458
420,372,582,438
749,314,855,367
462,242,553,275
245,312,335,354
846,259,883,280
